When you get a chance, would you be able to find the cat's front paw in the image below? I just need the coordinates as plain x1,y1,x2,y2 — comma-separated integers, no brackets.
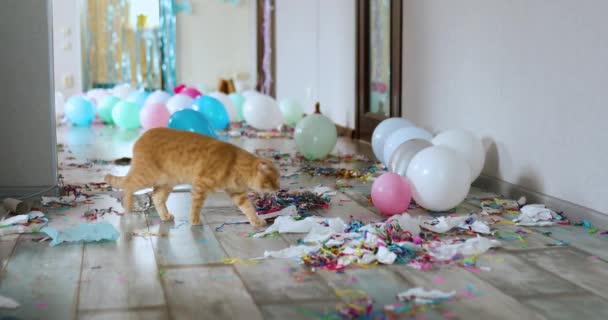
190,217,203,226
250,218,267,227
160,213,175,221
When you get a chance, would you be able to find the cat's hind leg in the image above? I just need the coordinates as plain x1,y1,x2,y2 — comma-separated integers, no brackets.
152,185,174,221
228,191,266,227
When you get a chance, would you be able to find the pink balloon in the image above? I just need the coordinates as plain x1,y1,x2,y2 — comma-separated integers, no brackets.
139,103,170,129
181,87,202,99
174,84,186,94
371,173,412,215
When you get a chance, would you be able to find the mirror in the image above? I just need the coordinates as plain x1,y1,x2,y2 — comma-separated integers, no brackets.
368,0,391,117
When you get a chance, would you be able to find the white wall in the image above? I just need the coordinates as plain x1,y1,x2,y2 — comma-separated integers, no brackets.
402,0,608,214
176,0,255,90
52,0,83,97
275,0,355,128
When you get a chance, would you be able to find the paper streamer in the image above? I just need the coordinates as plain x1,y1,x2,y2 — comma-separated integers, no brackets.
261,0,272,95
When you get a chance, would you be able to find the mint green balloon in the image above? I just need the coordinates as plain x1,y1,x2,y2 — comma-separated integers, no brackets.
279,98,304,126
98,95,120,124
294,112,337,160
112,101,141,130
229,93,245,122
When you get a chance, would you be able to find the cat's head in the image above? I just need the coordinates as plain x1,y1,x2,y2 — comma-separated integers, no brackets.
251,158,281,192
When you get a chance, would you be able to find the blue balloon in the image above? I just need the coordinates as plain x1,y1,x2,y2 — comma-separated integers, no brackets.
65,96,95,126
192,96,229,130
168,109,217,138
125,90,150,108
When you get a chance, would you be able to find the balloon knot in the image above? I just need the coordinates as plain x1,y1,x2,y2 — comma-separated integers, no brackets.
314,102,321,114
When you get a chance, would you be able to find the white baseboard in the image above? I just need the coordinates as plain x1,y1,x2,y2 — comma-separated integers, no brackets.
0,185,59,200
473,175,608,229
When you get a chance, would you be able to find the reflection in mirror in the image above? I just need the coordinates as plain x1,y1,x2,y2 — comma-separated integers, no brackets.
368,0,390,116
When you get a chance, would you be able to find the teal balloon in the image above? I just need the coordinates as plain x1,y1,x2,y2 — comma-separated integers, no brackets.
97,95,120,124
294,113,338,160
279,98,304,126
168,109,217,138
229,93,245,122
125,90,150,109
65,96,95,126
192,96,229,130
112,101,141,130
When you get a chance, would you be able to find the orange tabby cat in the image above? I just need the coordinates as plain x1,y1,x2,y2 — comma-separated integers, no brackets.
104,128,280,226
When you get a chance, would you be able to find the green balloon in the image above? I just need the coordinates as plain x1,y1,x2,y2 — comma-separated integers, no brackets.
279,98,304,126
294,113,337,160
112,101,141,130
98,95,120,124
229,93,245,122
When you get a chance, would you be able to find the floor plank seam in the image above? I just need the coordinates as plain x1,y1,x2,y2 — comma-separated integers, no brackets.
73,243,85,320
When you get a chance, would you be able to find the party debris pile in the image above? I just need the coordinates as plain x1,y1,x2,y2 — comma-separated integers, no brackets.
254,212,500,270
223,122,295,139
250,188,332,218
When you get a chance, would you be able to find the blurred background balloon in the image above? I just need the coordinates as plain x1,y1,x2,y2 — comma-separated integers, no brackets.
294,103,337,160
242,94,282,129
55,91,65,121
174,84,187,94
166,94,194,114
181,87,202,99
125,90,150,109
383,127,433,165
228,93,245,122
388,139,433,177
406,146,471,211
207,92,238,122
168,109,217,138
145,90,172,106
432,129,485,182
372,117,414,163
241,90,261,99
192,96,230,130
140,103,170,130
86,88,108,106
371,173,412,215
279,98,304,126
65,96,95,127
111,83,134,99
112,101,141,130
97,95,120,124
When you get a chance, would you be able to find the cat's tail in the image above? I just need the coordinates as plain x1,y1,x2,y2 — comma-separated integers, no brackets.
104,174,126,188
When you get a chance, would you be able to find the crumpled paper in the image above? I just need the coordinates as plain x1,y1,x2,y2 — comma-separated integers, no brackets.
0,211,48,236
252,215,346,243
41,195,80,205
0,294,19,309
264,244,321,259
387,213,421,235
430,235,501,261
312,185,337,196
513,204,557,226
376,246,397,264
420,215,491,234
397,288,456,304
41,221,120,247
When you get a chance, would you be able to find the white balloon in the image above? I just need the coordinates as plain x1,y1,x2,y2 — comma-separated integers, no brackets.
242,94,282,129
145,90,172,106
372,118,414,162
406,146,471,211
432,129,485,182
242,90,262,99
55,91,65,119
383,127,433,165
111,83,134,99
166,94,194,114
207,91,238,121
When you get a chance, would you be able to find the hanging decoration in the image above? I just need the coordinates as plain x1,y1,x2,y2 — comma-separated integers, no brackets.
261,0,272,95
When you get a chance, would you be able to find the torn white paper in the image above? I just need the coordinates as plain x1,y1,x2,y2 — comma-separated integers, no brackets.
430,235,501,261
0,294,20,309
397,288,456,304
513,204,557,226
312,185,337,196
420,216,467,233
41,195,80,205
258,205,297,220
376,246,397,264
263,244,321,259
387,213,421,235
252,216,345,242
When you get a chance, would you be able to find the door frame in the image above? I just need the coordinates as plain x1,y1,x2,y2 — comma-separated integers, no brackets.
255,0,276,97
355,0,403,141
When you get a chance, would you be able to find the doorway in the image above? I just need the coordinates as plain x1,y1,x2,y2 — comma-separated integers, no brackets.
355,0,402,141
